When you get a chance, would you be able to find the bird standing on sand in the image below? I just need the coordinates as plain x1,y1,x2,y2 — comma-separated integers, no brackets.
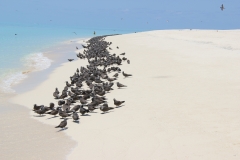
72,111,79,121
55,119,67,129
117,82,127,88
100,103,114,113
122,71,132,77
113,73,118,77
33,104,43,111
70,105,81,112
79,106,89,115
127,60,130,64
68,59,74,62
46,107,60,116
59,109,71,118
113,98,125,107
34,106,46,116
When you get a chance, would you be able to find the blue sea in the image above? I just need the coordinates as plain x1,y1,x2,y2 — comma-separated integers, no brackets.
0,24,137,95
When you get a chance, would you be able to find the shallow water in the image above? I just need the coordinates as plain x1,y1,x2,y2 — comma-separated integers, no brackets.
0,39,82,159
0,25,127,97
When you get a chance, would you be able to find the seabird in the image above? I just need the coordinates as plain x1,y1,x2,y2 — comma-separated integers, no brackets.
72,111,79,121
117,82,127,88
55,118,67,129
70,105,81,112
113,98,125,107
127,60,130,64
120,52,125,55
100,103,114,113
113,73,118,77
59,109,71,118
33,104,43,111
220,4,225,11
68,59,74,62
79,106,89,115
122,71,132,77
46,107,60,116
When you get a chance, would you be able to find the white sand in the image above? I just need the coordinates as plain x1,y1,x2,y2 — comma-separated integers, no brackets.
12,30,240,160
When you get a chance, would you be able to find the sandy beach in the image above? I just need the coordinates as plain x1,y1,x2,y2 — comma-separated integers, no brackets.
11,30,240,159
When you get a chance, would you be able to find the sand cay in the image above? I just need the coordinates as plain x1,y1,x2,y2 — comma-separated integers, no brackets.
10,30,240,159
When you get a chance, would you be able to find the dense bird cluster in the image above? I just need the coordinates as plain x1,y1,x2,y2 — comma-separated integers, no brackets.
33,35,132,130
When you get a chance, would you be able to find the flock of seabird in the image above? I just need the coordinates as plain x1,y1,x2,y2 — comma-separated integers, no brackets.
33,35,131,130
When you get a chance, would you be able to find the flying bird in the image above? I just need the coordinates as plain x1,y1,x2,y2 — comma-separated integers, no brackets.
73,32,77,35
220,4,225,11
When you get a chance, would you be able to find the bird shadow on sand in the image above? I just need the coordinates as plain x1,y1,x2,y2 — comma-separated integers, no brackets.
33,115,46,117
115,105,124,108
73,120,80,124
47,116,59,119
81,114,91,116
57,127,68,132
117,88,127,89
101,112,109,114
101,111,114,114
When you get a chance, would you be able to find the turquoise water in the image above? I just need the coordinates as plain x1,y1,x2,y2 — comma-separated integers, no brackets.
0,25,134,94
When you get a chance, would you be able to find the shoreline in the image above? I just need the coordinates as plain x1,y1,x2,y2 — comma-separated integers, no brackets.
0,37,90,159
7,30,240,159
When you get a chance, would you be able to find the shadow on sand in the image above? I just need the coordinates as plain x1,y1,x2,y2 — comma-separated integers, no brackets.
47,116,59,119
33,115,46,117
57,127,68,132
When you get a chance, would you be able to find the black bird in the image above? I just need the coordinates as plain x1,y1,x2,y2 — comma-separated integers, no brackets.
33,104,43,111
79,106,89,115
34,106,46,116
66,81,73,87
116,46,119,49
117,82,127,88
58,100,65,106
72,111,79,121
44,103,55,111
80,97,88,104
107,77,116,82
100,103,114,113
113,98,125,107
46,107,60,116
87,104,98,112
122,71,132,77
68,59,74,62
220,4,225,11
70,105,81,112
127,60,130,64
59,109,71,118
113,73,118,77
55,119,67,129
122,57,127,61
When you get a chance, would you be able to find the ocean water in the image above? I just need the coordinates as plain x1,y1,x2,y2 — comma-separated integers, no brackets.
0,25,133,95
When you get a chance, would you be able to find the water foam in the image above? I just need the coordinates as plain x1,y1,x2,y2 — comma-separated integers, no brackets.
22,52,53,71
0,53,52,94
